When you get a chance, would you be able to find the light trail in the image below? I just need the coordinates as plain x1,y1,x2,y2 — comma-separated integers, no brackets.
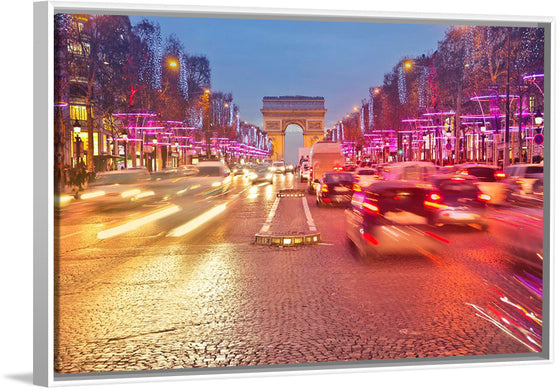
80,191,105,200
97,205,181,240
166,203,227,237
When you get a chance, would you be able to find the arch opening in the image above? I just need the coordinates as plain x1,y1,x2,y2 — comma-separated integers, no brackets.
284,124,304,165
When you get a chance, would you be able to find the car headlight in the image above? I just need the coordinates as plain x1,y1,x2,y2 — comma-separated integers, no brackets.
211,181,222,187
266,173,272,179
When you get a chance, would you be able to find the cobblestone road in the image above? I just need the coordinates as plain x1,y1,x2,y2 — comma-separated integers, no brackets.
54,174,539,374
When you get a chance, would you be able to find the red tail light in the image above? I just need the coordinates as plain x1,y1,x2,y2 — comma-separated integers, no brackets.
494,171,506,179
478,193,492,202
321,184,329,193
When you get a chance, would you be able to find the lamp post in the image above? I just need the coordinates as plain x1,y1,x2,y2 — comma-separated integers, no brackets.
122,134,128,169
202,88,212,158
73,119,83,166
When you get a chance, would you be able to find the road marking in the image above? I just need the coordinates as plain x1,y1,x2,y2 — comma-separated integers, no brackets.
97,205,181,240
258,196,281,234
301,196,317,232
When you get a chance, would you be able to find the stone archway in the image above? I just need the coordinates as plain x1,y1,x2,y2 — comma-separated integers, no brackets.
261,96,327,161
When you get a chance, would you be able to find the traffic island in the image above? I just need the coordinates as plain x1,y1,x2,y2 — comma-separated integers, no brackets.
276,189,306,198
254,232,321,246
254,190,321,247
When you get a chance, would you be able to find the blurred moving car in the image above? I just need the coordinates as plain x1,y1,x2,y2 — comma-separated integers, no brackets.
345,180,445,259
248,164,273,184
504,163,544,197
285,163,295,174
78,167,153,203
230,164,245,176
192,160,232,192
380,161,438,182
426,175,489,230
456,164,508,205
299,161,311,182
353,167,379,191
271,161,286,174
316,172,354,207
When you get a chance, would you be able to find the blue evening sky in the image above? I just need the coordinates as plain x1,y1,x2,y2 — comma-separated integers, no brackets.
129,16,448,130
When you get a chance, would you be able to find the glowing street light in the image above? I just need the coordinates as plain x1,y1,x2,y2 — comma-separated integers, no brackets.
168,59,178,68
404,60,412,69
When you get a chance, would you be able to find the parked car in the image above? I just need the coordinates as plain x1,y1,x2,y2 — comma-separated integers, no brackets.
426,175,489,230
455,164,508,205
316,172,354,207
345,180,445,259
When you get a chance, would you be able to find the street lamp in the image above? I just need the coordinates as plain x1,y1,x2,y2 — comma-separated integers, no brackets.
480,126,487,162
152,138,158,172
534,111,544,126
73,119,83,165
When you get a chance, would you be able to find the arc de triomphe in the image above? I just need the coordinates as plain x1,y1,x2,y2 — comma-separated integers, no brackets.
261,96,327,161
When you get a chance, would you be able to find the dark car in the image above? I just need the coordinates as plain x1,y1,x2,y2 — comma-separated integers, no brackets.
426,175,489,230
316,172,354,207
345,180,447,259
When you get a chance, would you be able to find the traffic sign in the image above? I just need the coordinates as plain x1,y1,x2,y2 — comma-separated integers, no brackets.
534,133,544,145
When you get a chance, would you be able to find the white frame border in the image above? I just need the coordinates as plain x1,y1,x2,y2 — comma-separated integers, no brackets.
34,1,555,387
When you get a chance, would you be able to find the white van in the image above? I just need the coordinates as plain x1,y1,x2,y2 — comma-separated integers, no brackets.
308,141,344,193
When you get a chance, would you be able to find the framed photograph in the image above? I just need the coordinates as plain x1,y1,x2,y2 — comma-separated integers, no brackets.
33,1,553,386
